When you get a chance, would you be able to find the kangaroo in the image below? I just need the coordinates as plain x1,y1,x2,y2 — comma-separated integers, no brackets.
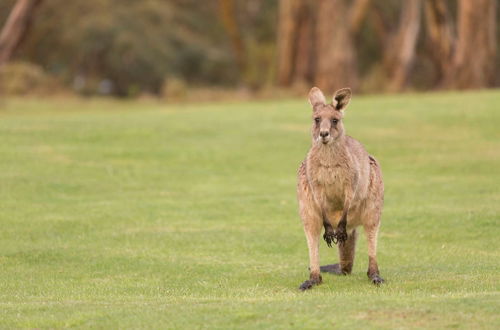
297,87,384,291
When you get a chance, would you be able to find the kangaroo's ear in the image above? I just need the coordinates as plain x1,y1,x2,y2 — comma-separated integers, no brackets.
332,88,352,111
308,87,326,108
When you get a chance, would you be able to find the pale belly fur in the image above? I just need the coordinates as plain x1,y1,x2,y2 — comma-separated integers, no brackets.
309,164,365,230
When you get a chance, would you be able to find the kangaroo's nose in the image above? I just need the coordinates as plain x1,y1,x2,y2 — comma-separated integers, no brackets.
320,131,329,138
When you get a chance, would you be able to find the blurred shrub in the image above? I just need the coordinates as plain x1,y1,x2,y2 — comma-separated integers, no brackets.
243,40,275,90
0,61,59,95
162,77,188,101
0,0,279,97
13,0,240,96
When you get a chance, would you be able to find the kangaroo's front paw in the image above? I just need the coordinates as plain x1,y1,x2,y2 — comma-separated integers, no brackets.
334,229,348,246
323,231,336,247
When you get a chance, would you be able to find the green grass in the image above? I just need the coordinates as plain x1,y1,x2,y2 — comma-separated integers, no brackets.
0,90,499,329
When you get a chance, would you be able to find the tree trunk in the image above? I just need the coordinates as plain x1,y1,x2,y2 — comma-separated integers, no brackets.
444,0,497,89
277,0,368,91
218,0,246,73
369,4,389,46
276,0,313,86
349,0,372,36
293,1,315,85
384,0,422,92
314,0,358,94
424,0,454,86
0,0,42,66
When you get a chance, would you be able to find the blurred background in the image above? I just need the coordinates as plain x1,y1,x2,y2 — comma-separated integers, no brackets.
0,0,498,100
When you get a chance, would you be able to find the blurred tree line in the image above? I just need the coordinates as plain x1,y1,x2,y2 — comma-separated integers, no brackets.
0,0,498,97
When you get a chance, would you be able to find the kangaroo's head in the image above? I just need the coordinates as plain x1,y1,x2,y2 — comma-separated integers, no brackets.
308,87,352,145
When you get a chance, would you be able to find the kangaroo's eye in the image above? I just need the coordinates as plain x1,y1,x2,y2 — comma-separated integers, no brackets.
332,119,339,124
314,117,320,124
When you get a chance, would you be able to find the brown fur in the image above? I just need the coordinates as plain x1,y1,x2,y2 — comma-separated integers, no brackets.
297,87,385,290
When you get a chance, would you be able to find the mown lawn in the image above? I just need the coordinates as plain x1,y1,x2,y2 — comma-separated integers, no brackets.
0,90,499,328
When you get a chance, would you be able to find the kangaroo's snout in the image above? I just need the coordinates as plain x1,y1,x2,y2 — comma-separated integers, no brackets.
319,130,330,144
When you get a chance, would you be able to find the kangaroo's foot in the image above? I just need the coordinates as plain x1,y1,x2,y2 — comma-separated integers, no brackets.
367,255,384,285
369,274,384,285
367,271,385,285
299,273,322,291
320,263,346,275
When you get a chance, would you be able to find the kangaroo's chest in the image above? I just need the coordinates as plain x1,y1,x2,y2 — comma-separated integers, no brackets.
309,162,345,206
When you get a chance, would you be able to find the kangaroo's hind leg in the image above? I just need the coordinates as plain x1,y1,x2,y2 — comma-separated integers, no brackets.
364,218,384,285
297,163,323,291
363,155,385,285
299,218,323,290
320,228,357,275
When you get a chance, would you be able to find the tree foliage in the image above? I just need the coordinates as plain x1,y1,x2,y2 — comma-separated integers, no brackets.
0,0,497,96
8,0,253,95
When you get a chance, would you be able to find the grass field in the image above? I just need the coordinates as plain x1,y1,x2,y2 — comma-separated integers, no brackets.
0,90,499,328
